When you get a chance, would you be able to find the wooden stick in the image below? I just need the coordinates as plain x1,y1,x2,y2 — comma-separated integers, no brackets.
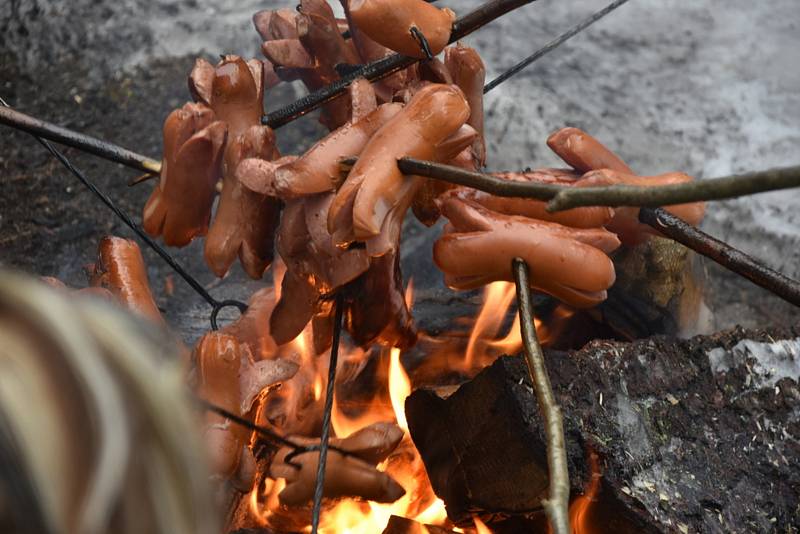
512,258,570,534
399,157,800,211
397,157,561,197
640,208,800,307
547,165,800,212
0,106,161,175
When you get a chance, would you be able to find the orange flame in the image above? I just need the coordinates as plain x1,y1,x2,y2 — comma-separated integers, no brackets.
246,277,582,532
405,279,415,310
568,450,602,534
463,281,517,369
389,348,411,431
473,516,493,534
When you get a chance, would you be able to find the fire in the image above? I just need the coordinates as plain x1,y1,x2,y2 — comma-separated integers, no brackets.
245,276,569,532
313,344,450,533
568,450,602,534
463,281,518,369
389,348,411,431
473,516,492,534
251,336,451,533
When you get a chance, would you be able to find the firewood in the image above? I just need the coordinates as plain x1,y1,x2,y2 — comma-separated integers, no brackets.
406,326,800,532
381,515,455,534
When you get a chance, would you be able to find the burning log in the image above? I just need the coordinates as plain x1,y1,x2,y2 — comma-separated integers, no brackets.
381,515,455,534
406,326,800,532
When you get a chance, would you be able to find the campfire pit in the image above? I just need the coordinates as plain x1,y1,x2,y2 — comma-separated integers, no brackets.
1,0,800,533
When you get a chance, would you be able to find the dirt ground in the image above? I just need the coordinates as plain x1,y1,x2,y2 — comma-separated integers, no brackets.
1,0,799,342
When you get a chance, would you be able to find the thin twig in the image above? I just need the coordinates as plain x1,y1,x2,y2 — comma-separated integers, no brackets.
484,0,632,93
546,165,800,212
640,208,800,307
311,294,345,533
398,157,561,199
0,106,161,175
263,0,540,128
399,158,800,213
512,258,570,534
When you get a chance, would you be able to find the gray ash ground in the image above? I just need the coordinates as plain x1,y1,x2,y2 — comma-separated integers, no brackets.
520,325,800,531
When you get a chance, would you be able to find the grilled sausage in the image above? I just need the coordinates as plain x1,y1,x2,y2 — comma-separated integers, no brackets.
195,333,298,479
339,0,417,103
547,127,705,244
329,84,469,241
271,103,403,199
348,0,456,58
578,169,706,245
436,169,615,229
89,236,164,323
546,127,633,175
270,197,370,345
435,199,620,308
445,43,486,166
269,422,405,506
201,56,283,279
204,125,282,279
143,102,226,247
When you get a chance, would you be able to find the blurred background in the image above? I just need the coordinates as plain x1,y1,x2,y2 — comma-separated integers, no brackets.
1,0,799,338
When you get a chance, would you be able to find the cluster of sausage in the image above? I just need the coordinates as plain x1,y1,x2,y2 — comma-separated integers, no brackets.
127,0,709,510
435,127,706,308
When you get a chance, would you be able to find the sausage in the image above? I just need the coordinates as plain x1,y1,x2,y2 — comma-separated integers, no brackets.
188,58,215,105
270,448,405,507
339,0,419,103
269,421,405,506
546,127,633,174
435,169,615,229
253,8,300,41
344,249,418,349
330,84,469,240
88,236,164,323
199,56,284,279
194,333,298,479
271,103,403,199
578,169,706,245
349,0,456,58
270,269,319,346
411,124,479,226
256,2,356,130
435,199,620,308
270,198,370,345
296,0,360,69
349,77,377,122
220,286,279,359
236,155,299,197
195,333,246,479
261,39,316,69
547,127,705,244
143,103,226,247
209,56,264,139
204,125,282,279
445,43,486,167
